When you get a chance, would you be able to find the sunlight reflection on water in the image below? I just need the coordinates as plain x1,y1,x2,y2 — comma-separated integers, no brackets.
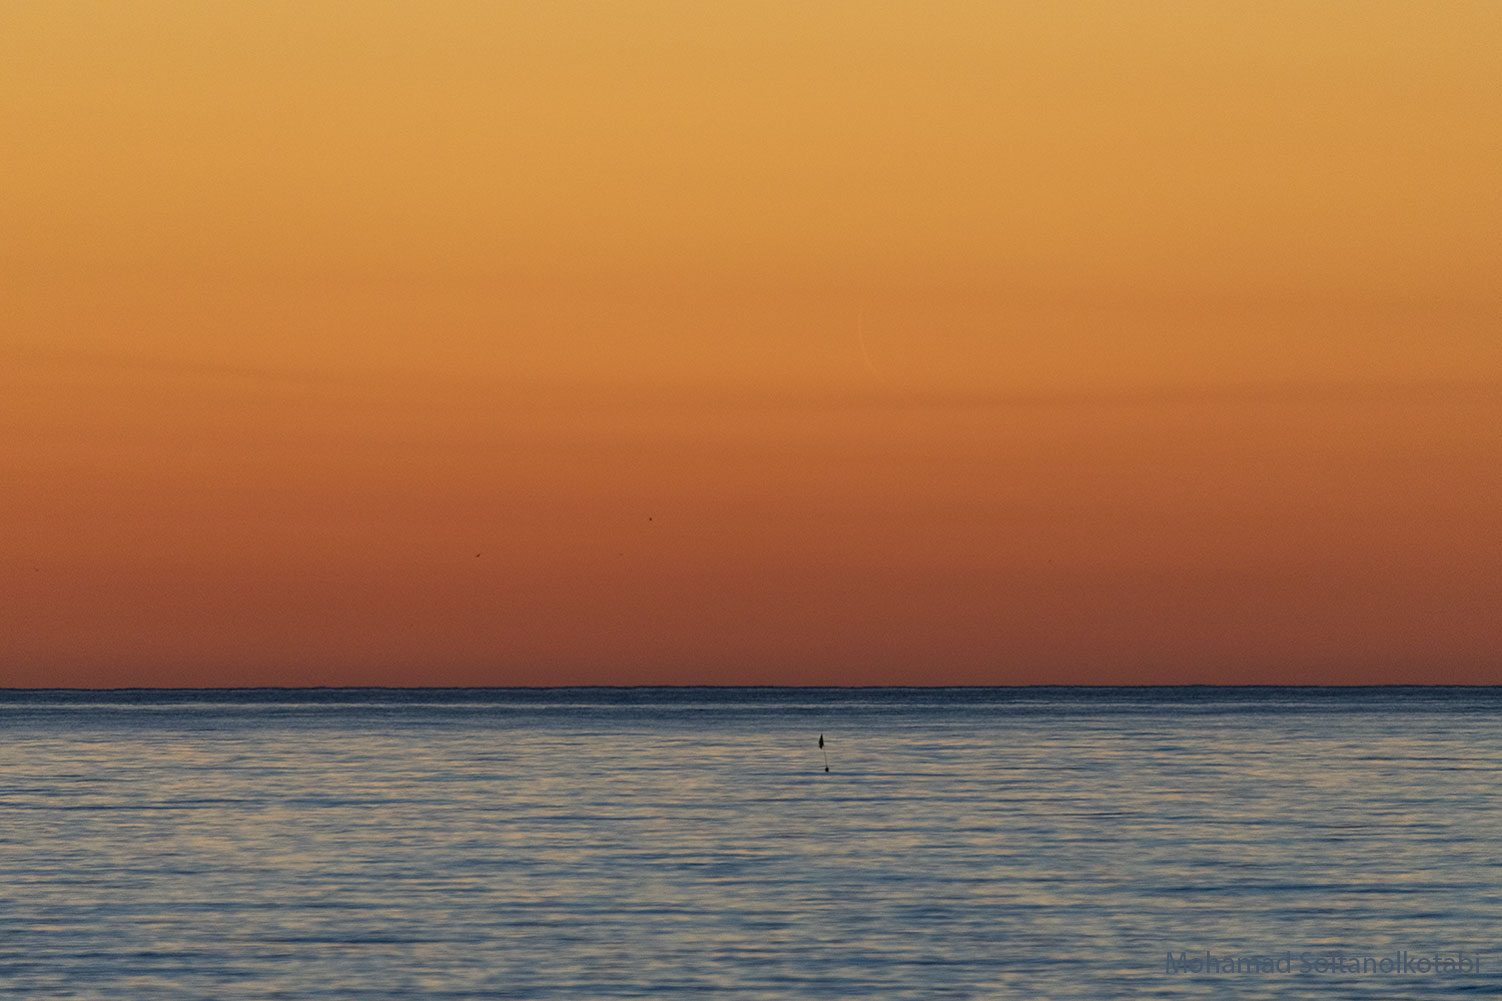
0,688,1498,999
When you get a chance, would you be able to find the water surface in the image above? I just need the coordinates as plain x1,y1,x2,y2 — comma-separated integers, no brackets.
1,687,1497,999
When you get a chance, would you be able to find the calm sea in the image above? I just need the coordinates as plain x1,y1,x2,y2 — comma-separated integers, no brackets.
0,687,1497,1000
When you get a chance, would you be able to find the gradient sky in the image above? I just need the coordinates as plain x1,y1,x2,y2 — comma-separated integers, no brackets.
4,2,1500,686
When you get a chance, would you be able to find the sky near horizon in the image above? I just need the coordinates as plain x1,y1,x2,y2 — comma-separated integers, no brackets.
4,2,1500,686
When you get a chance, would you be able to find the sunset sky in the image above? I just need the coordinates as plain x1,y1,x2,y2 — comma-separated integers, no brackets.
4,2,1500,686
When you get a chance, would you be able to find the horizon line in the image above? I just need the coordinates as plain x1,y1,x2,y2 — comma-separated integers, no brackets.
4,683,1499,693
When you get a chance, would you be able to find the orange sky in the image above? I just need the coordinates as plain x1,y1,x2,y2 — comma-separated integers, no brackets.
4,2,1500,686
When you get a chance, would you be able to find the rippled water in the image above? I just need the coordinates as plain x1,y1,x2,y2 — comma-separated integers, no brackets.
1,687,1498,999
